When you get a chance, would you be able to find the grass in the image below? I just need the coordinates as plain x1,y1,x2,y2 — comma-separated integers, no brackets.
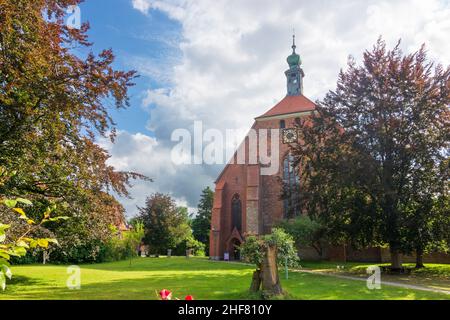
298,260,450,291
0,257,449,300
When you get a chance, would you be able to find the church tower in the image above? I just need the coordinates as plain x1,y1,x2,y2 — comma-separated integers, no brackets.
285,35,305,96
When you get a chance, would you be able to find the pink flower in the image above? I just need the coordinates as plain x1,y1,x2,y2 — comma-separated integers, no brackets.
185,295,194,300
159,289,172,300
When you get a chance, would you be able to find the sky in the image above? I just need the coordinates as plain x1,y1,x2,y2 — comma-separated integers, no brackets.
77,0,450,217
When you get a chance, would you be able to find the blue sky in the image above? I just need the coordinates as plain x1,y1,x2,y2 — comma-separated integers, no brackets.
79,0,181,135
74,0,450,217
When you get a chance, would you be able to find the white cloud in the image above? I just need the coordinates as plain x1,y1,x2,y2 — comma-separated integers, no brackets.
131,0,152,14
117,0,450,216
98,131,210,217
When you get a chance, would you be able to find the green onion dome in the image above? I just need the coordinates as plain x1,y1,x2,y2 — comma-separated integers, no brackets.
287,35,301,68
287,51,301,68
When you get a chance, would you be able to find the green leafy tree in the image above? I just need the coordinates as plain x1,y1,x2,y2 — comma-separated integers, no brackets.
289,38,450,268
277,216,327,258
192,187,214,254
139,194,191,255
174,235,206,257
0,0,149,263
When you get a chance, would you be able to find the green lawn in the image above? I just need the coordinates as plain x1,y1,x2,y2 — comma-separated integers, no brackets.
0,257,448,300
298,260,450,291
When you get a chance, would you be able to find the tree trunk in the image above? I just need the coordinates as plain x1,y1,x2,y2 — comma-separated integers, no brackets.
390,249,402,269
415,248,425,269
260,245,283,296
249,269,262,292
312,243,323,259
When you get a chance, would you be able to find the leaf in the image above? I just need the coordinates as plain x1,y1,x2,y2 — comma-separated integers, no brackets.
37,239,49,248
2,199,17,208
26,219,35,225
45,238,59,245
16,198,32,206
8,246,27,257
2,265,12,279
0,272,5,291
0,251,10,260
48,216,69,222
28,240,38,249
0,224,9,242
16,240,29,248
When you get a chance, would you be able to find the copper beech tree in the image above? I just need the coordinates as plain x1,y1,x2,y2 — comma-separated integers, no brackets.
0,0,149,261
288,39,449,269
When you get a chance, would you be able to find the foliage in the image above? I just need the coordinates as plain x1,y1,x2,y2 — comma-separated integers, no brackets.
240,228,299,268
192,187,214,255
288,38,450,267
0,0,147,199
47,192,129,264
98,223,145,262
277,216,327,257
139,194,191,255
0,198,65,290
174,235,206,257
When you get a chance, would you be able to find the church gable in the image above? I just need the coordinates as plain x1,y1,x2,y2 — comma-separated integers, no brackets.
256,95,316,120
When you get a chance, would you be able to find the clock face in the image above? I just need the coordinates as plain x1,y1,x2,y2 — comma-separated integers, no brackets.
282,128,298,144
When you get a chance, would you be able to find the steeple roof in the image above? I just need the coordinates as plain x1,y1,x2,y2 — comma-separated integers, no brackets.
256,95,315,119
287,34,301,68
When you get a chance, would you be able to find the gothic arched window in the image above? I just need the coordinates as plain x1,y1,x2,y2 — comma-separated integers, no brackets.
231,194,242,232
283,154,300,218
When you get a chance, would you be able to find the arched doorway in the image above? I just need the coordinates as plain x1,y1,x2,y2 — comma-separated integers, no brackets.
231,238,241,261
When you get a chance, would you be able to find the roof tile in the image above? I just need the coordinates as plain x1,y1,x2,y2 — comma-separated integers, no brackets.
257,95,316,118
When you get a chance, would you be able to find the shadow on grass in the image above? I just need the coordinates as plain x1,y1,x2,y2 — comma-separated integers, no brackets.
79,257,251,273
1,272,254,300
2,258,448,300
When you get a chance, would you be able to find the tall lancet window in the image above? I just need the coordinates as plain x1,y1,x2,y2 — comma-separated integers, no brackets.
283,154,300,218
231,194,242,232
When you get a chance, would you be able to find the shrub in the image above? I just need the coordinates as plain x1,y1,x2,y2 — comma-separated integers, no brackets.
174,235,206,257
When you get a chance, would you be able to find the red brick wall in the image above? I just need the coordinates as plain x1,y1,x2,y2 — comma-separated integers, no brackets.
210,115,308,258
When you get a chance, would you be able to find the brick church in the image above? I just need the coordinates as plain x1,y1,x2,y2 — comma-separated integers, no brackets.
209,36,315,260
209,37,450,264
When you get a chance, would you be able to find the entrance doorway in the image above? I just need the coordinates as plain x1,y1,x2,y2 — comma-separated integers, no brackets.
231,238,241,261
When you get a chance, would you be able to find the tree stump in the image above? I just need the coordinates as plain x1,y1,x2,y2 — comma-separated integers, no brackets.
261,245,283,296
249,270,261,292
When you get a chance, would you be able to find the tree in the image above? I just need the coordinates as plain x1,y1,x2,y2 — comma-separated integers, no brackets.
277,216,327,258
139,194,191,255
48,191,128,263
289,38,450,269
240,228,298,298
0,0,146,199
403,193,450,268
173,235,206,257
192,187,214,254
0,0,149,262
